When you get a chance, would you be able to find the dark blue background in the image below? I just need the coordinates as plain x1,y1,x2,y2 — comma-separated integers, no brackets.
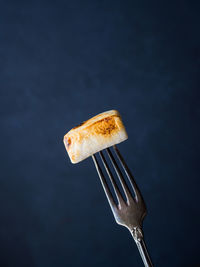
0,0,200,266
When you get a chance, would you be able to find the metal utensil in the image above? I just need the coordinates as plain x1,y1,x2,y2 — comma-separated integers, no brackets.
92,145,153,267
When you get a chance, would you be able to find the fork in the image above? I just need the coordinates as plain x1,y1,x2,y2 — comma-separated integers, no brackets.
92,145,153,267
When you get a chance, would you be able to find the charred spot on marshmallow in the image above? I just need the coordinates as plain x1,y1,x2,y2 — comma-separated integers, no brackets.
93,116,118,135
65,137,71,149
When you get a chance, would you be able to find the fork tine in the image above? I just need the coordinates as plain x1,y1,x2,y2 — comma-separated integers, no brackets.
106,148,133,204
99,151,125,208
92,154,116,210
113,145,144,203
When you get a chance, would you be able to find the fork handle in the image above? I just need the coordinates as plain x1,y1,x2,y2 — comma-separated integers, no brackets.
131,227,153,267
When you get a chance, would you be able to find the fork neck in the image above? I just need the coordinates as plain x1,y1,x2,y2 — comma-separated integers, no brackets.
130,227,153,267
130,226,143,242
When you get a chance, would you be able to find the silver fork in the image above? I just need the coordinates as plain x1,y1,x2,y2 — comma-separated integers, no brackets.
92,145,153,267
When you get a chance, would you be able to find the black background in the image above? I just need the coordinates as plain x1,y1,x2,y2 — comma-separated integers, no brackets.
0,0,200,266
